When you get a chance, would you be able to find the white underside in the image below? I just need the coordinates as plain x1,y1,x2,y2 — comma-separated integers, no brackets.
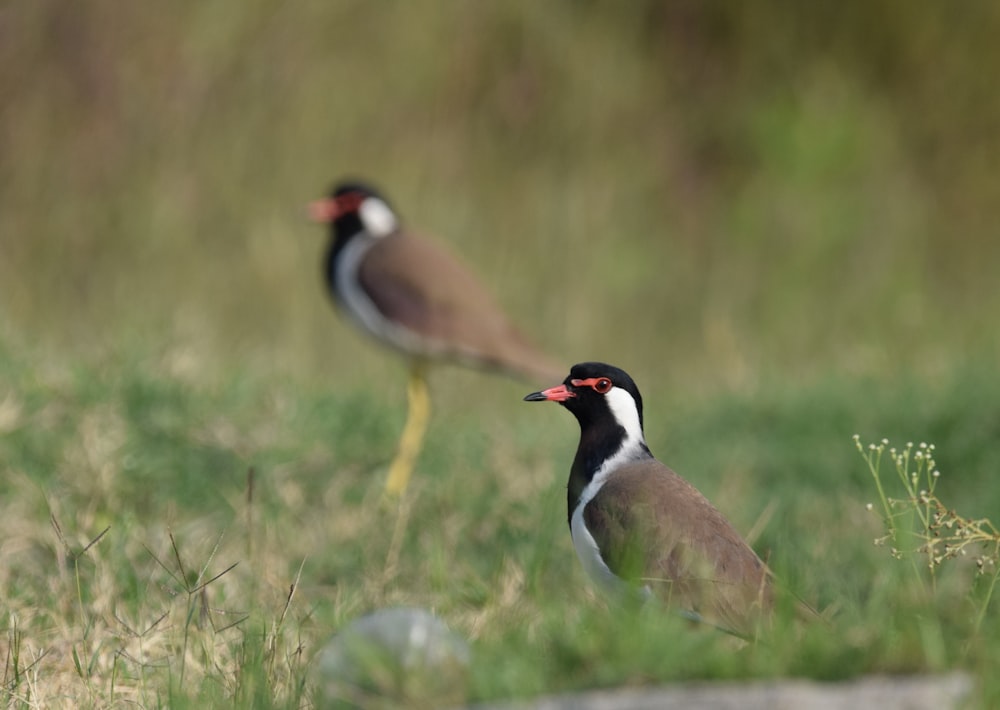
570,387,652,599
334,235,429,355
571,501,635,597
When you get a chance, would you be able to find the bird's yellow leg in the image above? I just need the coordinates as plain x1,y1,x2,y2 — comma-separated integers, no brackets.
384,363,430,497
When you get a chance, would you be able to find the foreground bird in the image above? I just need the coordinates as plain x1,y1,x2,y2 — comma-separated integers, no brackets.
524,362,772,635
311,181,563,496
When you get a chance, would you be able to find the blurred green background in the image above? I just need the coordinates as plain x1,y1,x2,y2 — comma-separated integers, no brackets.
2,1,1000,705
3,1,998,388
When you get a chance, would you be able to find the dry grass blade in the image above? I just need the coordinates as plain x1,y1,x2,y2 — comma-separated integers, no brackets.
276,558,307,635
78,526,111,558
191,561,240,596
142,542,184,588
169,530,191,589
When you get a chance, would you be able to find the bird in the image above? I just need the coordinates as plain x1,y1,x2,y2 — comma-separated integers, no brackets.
524,362,772,636
311,180,563,496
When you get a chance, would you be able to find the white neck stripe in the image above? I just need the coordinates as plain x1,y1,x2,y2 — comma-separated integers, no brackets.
333,235,424,353
569,384,648,596
359,197,398,237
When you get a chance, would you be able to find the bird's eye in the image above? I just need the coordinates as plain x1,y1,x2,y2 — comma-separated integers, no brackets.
336,192,365,214
570,376,614,394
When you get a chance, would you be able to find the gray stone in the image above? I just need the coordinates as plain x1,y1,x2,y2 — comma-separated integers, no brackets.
469,672,973,710
312,607,471,709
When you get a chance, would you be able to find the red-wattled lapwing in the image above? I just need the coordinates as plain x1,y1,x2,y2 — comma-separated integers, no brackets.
524,362,772,635
311,181,563,496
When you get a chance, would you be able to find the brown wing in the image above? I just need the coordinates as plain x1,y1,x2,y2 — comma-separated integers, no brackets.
584,459,772,633
358,230,563,382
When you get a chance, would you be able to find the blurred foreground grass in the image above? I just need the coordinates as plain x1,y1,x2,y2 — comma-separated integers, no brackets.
1,340,999,706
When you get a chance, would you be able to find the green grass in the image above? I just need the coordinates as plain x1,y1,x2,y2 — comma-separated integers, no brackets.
2,339,999,707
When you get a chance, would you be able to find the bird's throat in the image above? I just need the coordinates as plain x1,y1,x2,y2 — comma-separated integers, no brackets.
566,423,649,527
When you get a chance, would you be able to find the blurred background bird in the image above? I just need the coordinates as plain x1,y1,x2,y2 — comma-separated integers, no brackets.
311,181,563,495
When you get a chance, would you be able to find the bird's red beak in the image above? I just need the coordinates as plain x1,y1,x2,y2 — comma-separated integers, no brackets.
523,384,575,403
309,197,341,223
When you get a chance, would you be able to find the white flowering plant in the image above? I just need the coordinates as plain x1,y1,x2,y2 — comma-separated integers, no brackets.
855,435,1000,631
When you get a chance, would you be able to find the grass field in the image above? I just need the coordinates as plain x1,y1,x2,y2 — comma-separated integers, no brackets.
3,342,999,706
2,2,1000,707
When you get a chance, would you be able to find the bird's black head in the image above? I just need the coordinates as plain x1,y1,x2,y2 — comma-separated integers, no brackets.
310,179,399,245
330,180,385,203
524,361,645,434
